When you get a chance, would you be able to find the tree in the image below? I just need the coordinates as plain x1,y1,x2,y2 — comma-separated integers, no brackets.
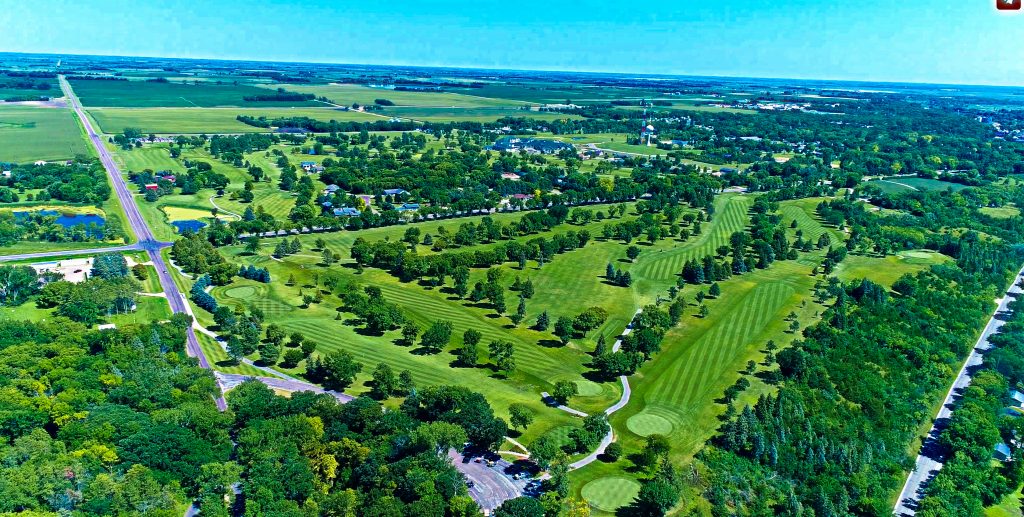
521,279,535,299
604,442,623,461
282,349,304,368
317,350,362,390
554,316,575,345
398,370,414,393
535,310,550,331
632,479,680,516
265,323,285,345
420,320,454,352
321,247,336,266
460,329,482,365
91,253,129,279
258,341,280,364
699,304,709,318
509,403,534,431
552,380,579,405
494,496,545,517
244,237,261,255
709,282,721,297
227,336,246,364
213,306,237,329
457,339,479,367
371,363,397,398
488,340,515,373
0,266,40,307
626,245,641,261
510,296,527,326
401,321,419,345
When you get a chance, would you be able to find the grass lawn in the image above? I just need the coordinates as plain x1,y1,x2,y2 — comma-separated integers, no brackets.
981,205,1021,219
86,107,382,134
865,177,971,194
0,105,90,163
834,250,951,287
987,485,1023,517
69,79,325,108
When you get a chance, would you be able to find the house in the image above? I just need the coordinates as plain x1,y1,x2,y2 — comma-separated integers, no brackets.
97,323,117,331
995,442,1013,461
1011,390,1024,408
300,161,316,171
144,183,159,191
383,188,408,197
321,201,333,208
491,136,574,154
1,170,10,178
501,173,521,181
160,174,176,183
324,184,341,194
719,167,738,174
512,193,531,200
397,203,421,212
333,207,361,217
33,160,47,166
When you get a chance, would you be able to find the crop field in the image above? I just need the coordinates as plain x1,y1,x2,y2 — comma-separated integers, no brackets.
86,107,381,134
265,83,531,108
69,79,326,107
865,177,971,194
0,106,90,162
447,83,668,104
382,106,584,122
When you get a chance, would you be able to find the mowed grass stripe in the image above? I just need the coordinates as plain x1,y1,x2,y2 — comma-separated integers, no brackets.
650,281,792,410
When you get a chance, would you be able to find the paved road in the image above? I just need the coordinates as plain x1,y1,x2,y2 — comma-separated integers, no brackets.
567,308,640,470
60,76,225,411
0,244,143,262
894,265,1024,516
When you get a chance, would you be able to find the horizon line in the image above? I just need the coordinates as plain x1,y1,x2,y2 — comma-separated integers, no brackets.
4,50,1023,90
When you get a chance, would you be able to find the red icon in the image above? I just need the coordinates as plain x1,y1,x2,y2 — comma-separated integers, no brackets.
998,0,1021,10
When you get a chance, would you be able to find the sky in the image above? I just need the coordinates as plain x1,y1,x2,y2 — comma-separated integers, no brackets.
1,0,1022,86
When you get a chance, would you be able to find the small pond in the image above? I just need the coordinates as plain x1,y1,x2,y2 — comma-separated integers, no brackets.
171,219,207,234
13,210,106,237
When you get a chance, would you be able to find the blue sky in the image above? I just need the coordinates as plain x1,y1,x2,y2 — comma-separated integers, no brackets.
2,0,1022,85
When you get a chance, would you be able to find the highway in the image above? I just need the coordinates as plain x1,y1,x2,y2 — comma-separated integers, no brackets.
58,76,226,410
894,265,1024,515
0,244,143,262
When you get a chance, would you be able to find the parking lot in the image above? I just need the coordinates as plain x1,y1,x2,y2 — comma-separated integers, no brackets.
448,449,532,512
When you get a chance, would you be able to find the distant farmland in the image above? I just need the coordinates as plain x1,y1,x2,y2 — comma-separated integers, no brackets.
69,78,326,107
86,107,382,134
0,106,89,163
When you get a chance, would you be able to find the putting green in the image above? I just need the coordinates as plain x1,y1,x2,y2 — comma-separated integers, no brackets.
224,286,258,299
581,476,641,512
575,379,604,397
626,411,674,437
899,250,939,260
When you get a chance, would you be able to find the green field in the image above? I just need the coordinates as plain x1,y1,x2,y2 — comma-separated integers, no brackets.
865,177,971,194
86,107,382,134
980,205,1021,219
0,106,90,162
69,79,326,107
266,83,531,108
382,106,583,122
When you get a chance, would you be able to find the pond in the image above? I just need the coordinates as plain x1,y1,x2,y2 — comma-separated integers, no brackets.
13,210,106,237
171,219,207,234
